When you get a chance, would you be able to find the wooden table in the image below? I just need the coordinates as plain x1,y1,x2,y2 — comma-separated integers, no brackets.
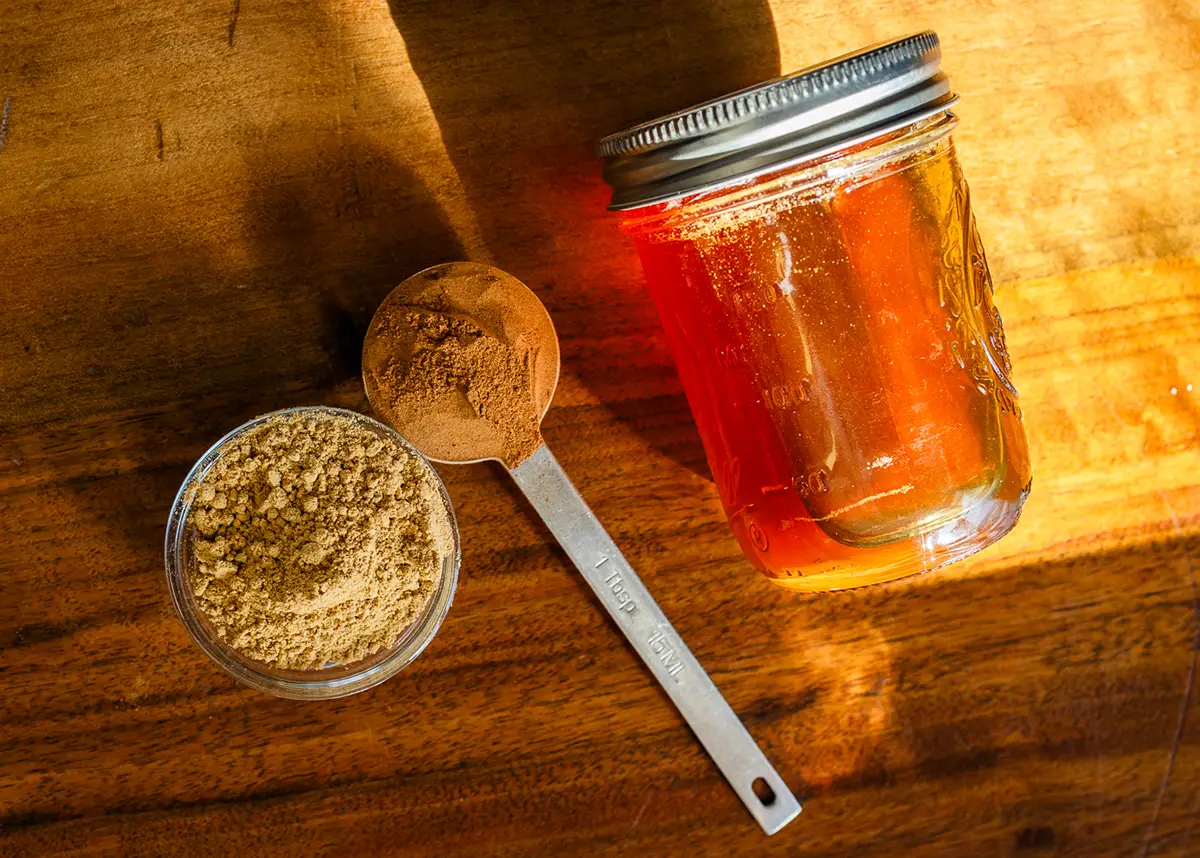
2,1,1198,854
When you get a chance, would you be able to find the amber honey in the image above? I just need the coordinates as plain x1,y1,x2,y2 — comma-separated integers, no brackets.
624,119,1031,591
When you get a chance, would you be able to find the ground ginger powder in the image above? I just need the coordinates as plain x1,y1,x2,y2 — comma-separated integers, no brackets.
187,412,453,670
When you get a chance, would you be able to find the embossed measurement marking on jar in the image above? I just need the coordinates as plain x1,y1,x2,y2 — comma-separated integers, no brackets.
762,379,812,409
760,470,830,498
729,281,792,316
716,343,750,369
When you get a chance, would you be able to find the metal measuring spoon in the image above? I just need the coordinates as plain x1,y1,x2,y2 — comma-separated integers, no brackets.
363,262,800,835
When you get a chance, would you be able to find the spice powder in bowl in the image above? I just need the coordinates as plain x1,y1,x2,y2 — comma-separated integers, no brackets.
167,407,458,691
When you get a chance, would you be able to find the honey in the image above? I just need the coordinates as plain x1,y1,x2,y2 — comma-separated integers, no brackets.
623,121,1030,590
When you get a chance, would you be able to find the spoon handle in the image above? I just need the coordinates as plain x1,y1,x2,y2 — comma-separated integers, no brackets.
509,444,801,835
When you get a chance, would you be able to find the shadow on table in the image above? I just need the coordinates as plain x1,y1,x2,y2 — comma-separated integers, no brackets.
46,0,469,607
239,142,464,388
386,0,781,479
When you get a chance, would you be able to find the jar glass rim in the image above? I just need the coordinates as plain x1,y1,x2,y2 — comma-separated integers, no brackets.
618,111,958,239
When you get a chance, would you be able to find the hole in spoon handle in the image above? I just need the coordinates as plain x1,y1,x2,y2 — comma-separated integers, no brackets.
752,777,777,806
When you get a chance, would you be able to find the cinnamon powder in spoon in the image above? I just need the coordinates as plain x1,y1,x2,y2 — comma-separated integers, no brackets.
370,304,543,466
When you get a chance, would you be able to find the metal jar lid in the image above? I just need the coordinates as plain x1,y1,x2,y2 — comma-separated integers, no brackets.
597,32,958,211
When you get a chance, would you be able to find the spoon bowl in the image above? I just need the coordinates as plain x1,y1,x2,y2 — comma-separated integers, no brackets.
362,262,559,465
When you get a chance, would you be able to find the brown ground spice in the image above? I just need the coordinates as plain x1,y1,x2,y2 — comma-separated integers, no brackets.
376,306,543,466
187,412,454,670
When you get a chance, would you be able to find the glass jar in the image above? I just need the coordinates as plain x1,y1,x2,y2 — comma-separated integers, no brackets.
598,33,1031,591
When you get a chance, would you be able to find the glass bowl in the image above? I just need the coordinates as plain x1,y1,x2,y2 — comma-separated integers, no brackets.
164,406,461,700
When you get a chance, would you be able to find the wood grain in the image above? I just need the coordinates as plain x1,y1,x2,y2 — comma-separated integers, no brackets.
1,0,1198,855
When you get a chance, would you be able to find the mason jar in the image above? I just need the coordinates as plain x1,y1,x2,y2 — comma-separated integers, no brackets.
598,33,1031,591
